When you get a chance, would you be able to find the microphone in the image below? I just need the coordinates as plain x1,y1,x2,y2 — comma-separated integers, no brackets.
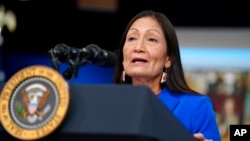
48,43,80,70
81,44,117,67
48,43,83,80
48,43,117,80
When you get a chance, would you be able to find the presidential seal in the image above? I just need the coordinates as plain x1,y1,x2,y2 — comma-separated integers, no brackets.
0,65,70,140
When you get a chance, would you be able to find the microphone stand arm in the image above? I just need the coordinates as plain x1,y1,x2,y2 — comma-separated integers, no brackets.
48,48,59,71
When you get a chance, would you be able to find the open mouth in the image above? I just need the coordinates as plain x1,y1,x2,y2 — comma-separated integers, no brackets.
132,58,148,63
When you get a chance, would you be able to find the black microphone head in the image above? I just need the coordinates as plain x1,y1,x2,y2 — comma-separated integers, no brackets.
79,43,117,67
83,44,117,67
48,43,70,70
97,49,117,67
83,44,101,61
54,43,71,62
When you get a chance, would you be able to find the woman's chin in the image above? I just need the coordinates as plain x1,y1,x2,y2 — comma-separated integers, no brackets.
128,72,148,78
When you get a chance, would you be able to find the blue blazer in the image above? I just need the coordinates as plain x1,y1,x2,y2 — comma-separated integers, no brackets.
158,87,221,141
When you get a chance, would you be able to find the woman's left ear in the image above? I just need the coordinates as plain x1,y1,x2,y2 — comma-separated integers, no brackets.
164,57,171,68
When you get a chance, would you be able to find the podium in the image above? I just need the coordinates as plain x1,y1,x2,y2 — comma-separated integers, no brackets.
0,82,196,141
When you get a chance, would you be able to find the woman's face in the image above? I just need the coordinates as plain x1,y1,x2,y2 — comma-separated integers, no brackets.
122,16,171,81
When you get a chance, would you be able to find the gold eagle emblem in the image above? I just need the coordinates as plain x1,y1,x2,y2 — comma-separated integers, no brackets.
19,83,51,123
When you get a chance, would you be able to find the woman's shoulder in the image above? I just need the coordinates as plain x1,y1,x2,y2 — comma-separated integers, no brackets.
181,90,212,101
162,88,213,106
179,92,214,110
182,92,210,101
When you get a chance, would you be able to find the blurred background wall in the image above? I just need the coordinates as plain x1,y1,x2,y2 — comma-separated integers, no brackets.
1,0,249,53
0,0,250,140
